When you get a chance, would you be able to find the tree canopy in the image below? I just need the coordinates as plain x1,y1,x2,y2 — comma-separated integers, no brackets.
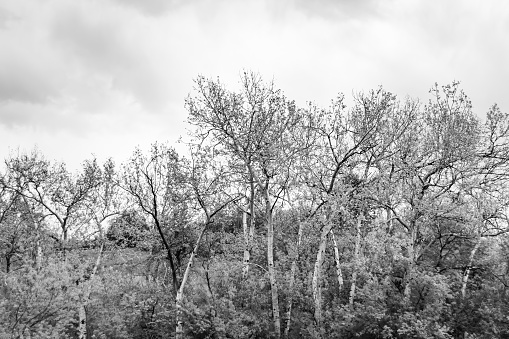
1,73,509,339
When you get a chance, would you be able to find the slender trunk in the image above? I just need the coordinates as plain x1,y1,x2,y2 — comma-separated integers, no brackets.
283,220,304,339
175,221,211,339
461,237,482,299
243,177,256,279
330,230,344,292
386,207,393,233
312,222,334,328
62,227,68,253
154,218,178,295
21,196,42,270
35,222,42,269
242,209,250,279
265,188,281,338
349,217,362,308
249,178,255,243
78,242,104,339
35,233,42,270
5,255,11,274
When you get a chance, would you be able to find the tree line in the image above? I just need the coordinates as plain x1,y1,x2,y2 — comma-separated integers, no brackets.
1,72,509,338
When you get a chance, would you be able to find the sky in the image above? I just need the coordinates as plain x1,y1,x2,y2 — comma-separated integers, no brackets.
0,0,508,171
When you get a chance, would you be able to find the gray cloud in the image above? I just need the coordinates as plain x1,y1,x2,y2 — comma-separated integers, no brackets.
290,0,384,21
49,4,172,112
0,100,94,135
0,0,508,170
0,57,62,104
109,0,179,16
107,0,214,17
51,8,136,72
0,6,16,29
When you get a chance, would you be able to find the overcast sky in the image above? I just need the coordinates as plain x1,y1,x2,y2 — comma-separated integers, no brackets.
0,0,508,170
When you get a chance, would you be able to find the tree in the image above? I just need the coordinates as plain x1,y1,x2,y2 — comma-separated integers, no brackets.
175,143,240,339
302,88,417,330
121,143,188,297
3,151,102,250
187,71,311,338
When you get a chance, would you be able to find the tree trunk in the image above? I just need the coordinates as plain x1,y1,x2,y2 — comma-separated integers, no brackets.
175,221,211,339
283,220,303,339
461,237,482,299
152,216,179,296
265,188,281,338
5,255,11,274
35,234,42,270
349,217,362,308
78,242,104,339
243,177,256,279
242,210,250,278
330,229,344,292
386,207,393,233
78,305,87,339
22,196,42,270
312,221,334,328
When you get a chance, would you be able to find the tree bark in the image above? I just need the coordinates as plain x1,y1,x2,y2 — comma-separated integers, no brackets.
175,221,211,339
35,235,42,271
264,188,281,338
349,217,362,308
386,207,393,233
283,220,303,339
330,229,344,292
5,255,11,274
78,242,104,339
242,177,256,279
242,209,250,279
461,237,482,299
312,221,334,328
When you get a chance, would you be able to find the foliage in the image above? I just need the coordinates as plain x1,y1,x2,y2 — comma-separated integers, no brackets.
1,75,509,338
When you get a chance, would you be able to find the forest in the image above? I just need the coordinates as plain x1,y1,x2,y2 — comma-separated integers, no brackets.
1,72,509,339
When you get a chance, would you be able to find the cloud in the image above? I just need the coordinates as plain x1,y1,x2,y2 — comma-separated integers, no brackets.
290,0,384,21
0,5,64,105
49,3,171,112
0,56,61,104
108,0,183,16
0,0,508,171
0,6,16,28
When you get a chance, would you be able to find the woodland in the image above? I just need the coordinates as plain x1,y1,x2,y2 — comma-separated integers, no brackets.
1,72,509,339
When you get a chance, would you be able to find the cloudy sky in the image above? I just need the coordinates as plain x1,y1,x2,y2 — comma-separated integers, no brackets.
0,0,508,170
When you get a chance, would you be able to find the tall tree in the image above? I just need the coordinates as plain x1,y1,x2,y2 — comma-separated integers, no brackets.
187,71,308,338
175,143,239,339
305,88,417,328
121,143,187,296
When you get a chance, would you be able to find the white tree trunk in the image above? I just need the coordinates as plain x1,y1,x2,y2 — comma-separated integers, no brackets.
242,179,256,279
242,210,250,279
283,220,303,339
348,217,361,308
312,222,334,327
461,237,482,298
330,229,344,291
78,242,104,339
386,207,393,233
265,189,281,338
175,221,211,339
